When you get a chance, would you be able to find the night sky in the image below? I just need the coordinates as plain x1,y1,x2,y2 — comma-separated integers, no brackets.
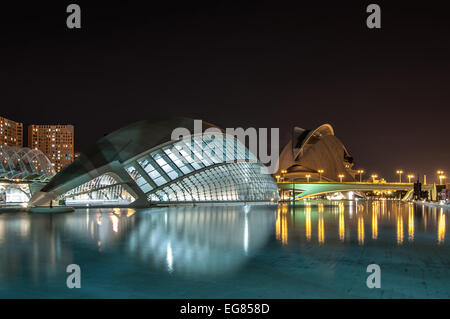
1,1,449,182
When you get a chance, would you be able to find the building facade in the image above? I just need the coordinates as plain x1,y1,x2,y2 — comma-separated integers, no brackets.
0,116,23,147
276,124,357,183
0,145,55,204
30,118,279,207
28,125,74,172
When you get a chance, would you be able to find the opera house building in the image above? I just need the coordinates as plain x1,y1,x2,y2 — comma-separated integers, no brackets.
29,118,279,207
276,124,357,183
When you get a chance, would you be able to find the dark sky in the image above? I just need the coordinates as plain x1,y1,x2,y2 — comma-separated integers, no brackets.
1,1,449,182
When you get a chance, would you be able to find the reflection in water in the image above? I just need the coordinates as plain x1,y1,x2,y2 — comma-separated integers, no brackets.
166,242,173,273
126,205,275,274
357,214,365,245
423,205,427,230
397,214,404,245
1,200,450,298
372,202,378,240
273,200,448,247
372,211,378,240
339,208,345,242
0,205,275,284
306,205,312,241
338,202,344,213
408,204,414,242
111,214,119,233
282,208,288,245
318,203,324,213
318,212,325,244
276,204,288,245
0,213,74,284
0,219,4,243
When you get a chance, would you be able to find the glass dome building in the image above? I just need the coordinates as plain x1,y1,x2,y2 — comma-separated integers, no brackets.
0,145,55,181
30,118,279,207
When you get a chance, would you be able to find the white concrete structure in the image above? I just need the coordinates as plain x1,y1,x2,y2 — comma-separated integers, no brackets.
30,118,279,207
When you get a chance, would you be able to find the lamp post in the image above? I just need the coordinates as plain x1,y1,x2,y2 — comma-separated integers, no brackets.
279,170,287,200
407,174,414,183
357,169,364,182
306,174,311,183
318,169,324,182
396,170,403,183
338,174,344,183
371,174,378,183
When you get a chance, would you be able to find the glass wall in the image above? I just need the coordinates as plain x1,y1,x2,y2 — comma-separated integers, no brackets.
125,133,278,203
59,133,278,206
147,162,278,202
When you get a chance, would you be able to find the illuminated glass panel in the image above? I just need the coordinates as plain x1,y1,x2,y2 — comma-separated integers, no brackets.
151,150,183,181
163,147,194,175
129,132,275,201
176,141,205,170
137,157,168,187
126,165,153,193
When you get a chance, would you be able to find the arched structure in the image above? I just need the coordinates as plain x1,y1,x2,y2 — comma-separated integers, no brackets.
30,118,279,207
278,182,413,200
277,124,357,183
0,145,55,181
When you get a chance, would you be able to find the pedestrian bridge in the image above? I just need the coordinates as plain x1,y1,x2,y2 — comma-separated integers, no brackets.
277,182,416,200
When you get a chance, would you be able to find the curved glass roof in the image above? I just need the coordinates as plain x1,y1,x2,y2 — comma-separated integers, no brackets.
31,118,279,206
124,132,264,200
57,131,278,205
0,145,56,181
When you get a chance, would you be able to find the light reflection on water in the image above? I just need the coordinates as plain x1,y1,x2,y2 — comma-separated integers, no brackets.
275,200,449,246
1,200,450,298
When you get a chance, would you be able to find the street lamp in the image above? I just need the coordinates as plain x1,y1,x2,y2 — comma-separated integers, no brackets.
407,174,414,183
371,174,378,183
318,169,324,182
338,174,344,183
306,174,311,183
396,170,403,183
357,169,364,182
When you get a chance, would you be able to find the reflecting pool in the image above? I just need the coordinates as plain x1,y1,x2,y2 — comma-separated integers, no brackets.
1,200,450,298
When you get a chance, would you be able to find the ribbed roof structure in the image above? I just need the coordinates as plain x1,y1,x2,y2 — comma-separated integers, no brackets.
0,145,55,181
